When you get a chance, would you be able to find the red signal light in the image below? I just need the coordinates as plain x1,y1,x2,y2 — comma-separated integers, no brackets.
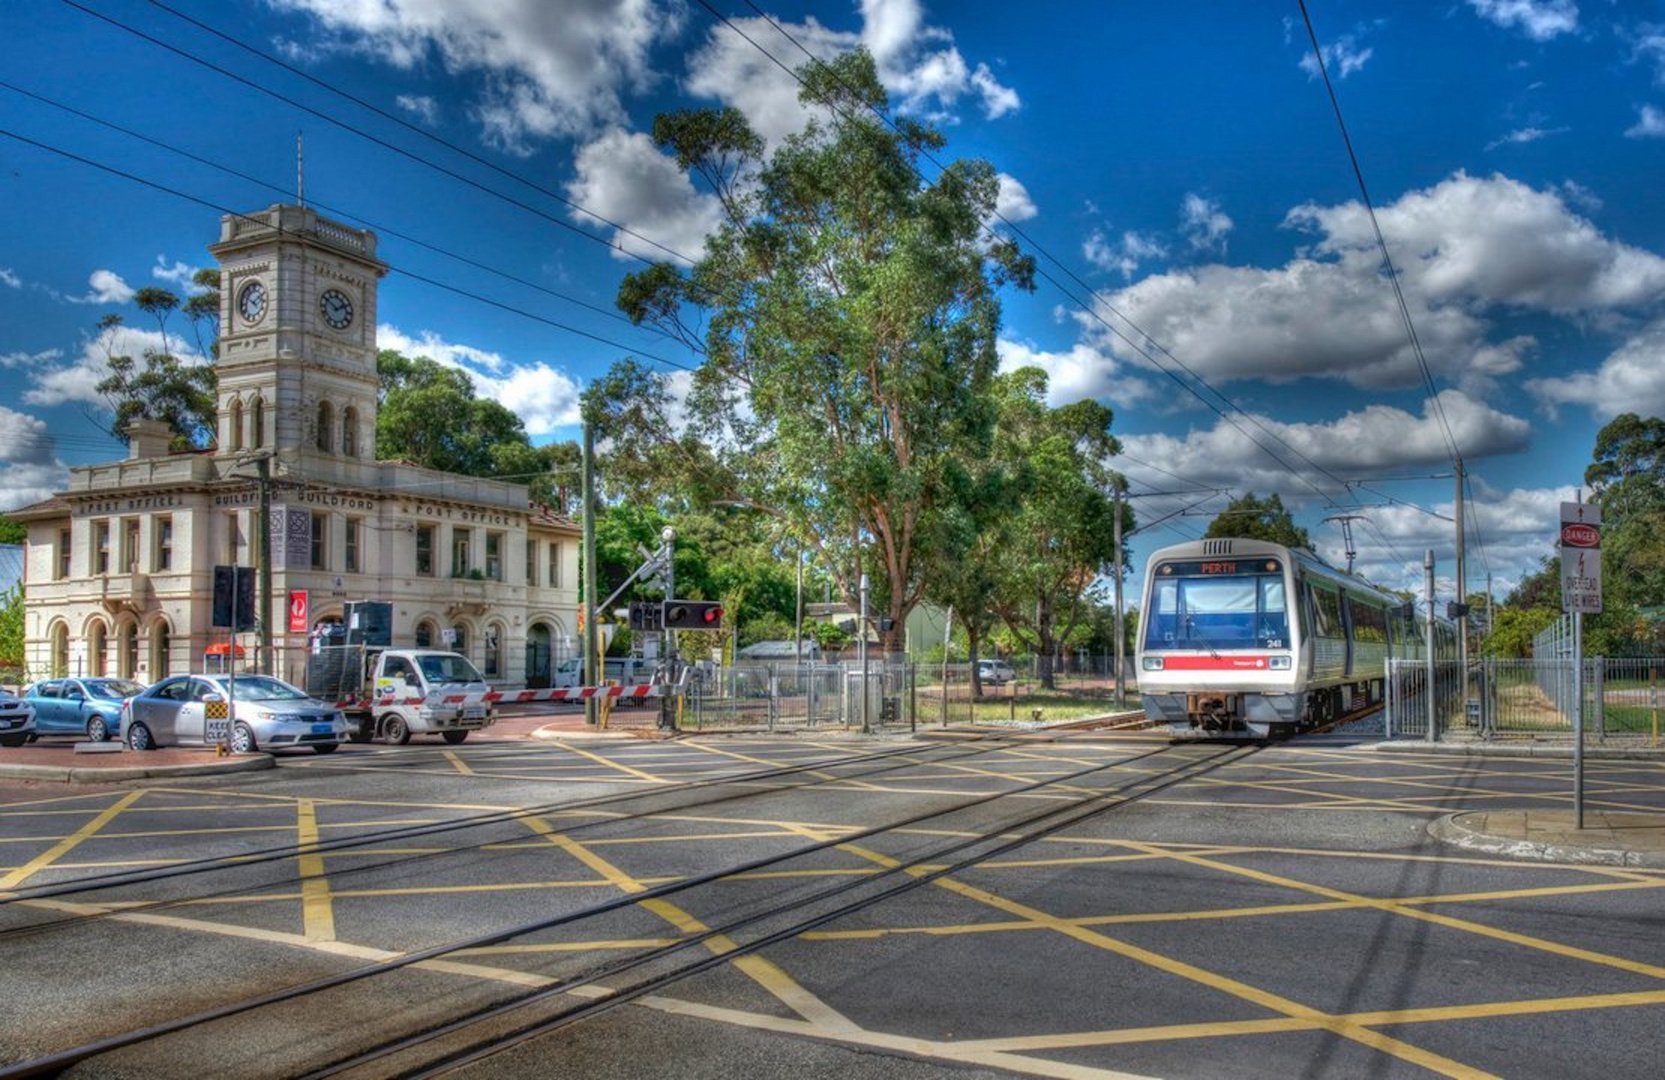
703,606,723,624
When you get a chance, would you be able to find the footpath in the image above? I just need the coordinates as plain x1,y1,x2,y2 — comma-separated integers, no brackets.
3,717,1663,869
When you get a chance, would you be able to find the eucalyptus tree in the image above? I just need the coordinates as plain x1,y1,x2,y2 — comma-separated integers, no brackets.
95,285,219,449
1203,492,1311,548
987,369,1125,689
595,50,1035,651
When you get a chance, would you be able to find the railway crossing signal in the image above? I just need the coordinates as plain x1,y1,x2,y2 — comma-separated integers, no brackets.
663,601,724,630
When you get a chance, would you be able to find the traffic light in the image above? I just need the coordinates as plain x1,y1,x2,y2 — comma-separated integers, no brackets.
663,600,724,630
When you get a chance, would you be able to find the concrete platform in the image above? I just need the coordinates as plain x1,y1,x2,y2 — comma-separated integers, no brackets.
1429,809,1665,868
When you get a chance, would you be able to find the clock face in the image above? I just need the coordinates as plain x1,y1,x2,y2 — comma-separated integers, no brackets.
237,281,267,325
320,288,355,330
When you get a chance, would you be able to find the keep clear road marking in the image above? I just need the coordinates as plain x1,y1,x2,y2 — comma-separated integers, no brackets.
679,740,884,789
0,789,144,892
296,798,336,942
518,813,860,1034
442,749,475,776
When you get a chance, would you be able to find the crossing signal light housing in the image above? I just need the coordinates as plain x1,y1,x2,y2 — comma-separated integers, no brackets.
663,600,724,630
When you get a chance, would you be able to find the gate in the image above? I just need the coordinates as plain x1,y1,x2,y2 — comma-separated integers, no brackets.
1386,657,1665,743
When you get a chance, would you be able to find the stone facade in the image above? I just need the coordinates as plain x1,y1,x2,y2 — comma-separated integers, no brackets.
15,205,582,689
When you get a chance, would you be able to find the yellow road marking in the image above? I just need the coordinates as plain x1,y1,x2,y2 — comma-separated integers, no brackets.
295,799,336,942
545,741,668,784
829,839,1499,1080
0,789,143,892
441,749,475,776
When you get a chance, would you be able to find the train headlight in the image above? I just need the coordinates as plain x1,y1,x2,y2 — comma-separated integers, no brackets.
1268,656,1292,670
1141,657,1164,671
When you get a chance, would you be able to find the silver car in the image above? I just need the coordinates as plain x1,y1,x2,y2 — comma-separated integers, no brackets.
0,689,35,747
121,673,347,755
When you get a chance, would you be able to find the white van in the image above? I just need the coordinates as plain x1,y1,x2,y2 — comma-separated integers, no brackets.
977,659,1015,685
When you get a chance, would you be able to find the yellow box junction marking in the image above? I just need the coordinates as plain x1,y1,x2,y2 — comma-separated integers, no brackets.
295,799,336,942
0,789,144,893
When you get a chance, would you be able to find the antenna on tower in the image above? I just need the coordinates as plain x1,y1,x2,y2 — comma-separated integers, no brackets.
296,130,304,207
1323,514,1365,574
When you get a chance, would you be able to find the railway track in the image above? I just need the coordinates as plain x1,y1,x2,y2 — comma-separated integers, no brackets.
0,737,1255,1078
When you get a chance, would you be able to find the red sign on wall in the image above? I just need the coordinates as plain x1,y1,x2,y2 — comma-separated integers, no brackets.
288,590,309,633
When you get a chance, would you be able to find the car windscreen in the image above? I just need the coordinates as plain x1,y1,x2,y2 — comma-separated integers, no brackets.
222,676,311,701
418,655,485,684
86,679,144,699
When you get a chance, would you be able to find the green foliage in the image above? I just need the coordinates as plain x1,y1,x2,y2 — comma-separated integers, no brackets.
1204,492,1311,548
596,48,1036,648
0,581,22,685
95,286,219,450
0,515,25,544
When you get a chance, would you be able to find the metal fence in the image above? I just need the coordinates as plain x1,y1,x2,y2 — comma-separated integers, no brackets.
671,658,1137,732
1385,657,1665,744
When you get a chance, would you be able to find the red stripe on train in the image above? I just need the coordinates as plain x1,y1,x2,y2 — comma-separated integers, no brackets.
1158,655,1274,670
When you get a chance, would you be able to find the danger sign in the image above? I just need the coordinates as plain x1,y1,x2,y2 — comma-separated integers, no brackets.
1559,502,1602,614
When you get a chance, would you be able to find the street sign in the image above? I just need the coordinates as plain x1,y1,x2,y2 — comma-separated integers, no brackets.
1559,501,1602,614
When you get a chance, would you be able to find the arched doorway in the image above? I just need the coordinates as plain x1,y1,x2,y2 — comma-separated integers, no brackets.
526,622,552,688
119,621,139,679
149,618,173,679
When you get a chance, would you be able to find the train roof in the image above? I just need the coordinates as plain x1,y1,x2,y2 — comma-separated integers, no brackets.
1141,537,1409,608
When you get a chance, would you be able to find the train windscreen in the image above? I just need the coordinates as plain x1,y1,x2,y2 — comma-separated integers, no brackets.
1143,560,1288,651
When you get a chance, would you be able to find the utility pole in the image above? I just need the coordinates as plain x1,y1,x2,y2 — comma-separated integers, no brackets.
660,526,676,731
255,452,273,675
1455,460,1468,706
582,422,598,727
1424,549,1437,744
1112,478,1125,710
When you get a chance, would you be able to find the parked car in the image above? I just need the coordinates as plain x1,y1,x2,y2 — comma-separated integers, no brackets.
23,678,144,742
0,689,36,747
976,659,1016,685
121,673,348,755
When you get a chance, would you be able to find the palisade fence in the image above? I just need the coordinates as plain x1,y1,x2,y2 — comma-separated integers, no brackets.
674,656,1135,732
1385,654,1665,745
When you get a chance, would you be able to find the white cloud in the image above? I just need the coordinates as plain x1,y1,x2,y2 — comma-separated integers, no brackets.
994,174,1037,223
998,338,1153,409
268,0,677,153
23,324,204,409
1625,104,1665,138
376,325,582,437
1179,193,1232,253
859,0,1019,120
151,258,210,292
396,94,439,125
66,269,134,306
1484,125,1567,150
1298,34,1373,80
0,268,19,289
1288,172,1665,315
0,348,61,369
0,407,69,512
1467,0,1578,42
1084,229,1167,281
1525,321,1665,419
565,128,725,265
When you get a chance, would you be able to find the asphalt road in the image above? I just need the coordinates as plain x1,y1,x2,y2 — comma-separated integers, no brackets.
3,731,1665,1079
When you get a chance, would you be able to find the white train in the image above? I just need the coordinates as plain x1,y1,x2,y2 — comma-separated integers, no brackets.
1135,537,1455,739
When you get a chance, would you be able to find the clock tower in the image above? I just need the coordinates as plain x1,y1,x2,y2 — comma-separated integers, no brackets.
210,205,388,458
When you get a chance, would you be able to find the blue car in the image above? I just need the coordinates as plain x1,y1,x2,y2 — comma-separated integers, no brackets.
23,678,145,742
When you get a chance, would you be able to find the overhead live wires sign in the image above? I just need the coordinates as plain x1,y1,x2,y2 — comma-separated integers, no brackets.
1559,501,1602,614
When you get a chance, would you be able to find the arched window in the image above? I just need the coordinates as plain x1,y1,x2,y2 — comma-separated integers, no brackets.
450,624,468,656
316,400,334,453
342,406,359,457
50,622,69,678
252,398,266,449
414,620,436,649
483,624,503,679
150,620,172,679
230,399,244,451
120,622,139,679
87,620,107,677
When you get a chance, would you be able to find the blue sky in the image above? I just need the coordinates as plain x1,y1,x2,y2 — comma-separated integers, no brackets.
4,0,1664,605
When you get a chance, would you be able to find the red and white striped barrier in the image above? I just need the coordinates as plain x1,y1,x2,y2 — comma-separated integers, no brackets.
374,683,671,708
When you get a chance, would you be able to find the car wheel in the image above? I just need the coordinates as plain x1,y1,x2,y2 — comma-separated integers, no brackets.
0,732,26,748
229,722,257,754
312,743,339,755
441,730,468,745
87,715,111,742
126,723,154,751
383,715,412,745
